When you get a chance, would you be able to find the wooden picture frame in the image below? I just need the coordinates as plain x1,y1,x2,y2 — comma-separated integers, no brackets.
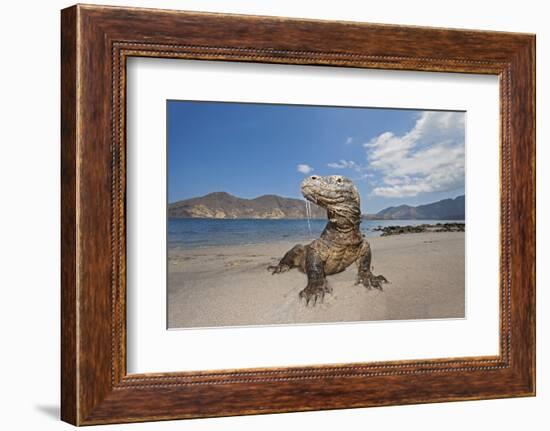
61,4,535,425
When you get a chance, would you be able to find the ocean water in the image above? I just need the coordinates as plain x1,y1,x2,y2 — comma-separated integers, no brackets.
168,218,465,248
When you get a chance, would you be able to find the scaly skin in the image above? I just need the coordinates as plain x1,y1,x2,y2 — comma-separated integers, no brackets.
268,175,388,305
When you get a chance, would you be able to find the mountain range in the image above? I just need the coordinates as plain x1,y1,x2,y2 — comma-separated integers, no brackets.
364,195,465,220
168,192,464,220
168,192,325,219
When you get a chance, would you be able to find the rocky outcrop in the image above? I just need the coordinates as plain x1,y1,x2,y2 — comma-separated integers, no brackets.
373,222,465,236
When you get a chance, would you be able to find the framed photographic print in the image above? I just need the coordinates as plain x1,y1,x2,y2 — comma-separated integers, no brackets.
61,4,535,425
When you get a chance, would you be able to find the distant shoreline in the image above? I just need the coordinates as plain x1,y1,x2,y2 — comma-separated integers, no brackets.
168,219,466,249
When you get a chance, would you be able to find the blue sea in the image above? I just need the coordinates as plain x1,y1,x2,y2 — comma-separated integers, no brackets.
168,218,465,248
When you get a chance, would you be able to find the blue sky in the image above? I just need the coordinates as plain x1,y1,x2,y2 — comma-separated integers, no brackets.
167,100,465,213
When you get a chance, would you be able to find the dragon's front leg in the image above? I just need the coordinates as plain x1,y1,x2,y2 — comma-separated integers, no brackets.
299,247,332,306
268,244,306,274
356,240,388,290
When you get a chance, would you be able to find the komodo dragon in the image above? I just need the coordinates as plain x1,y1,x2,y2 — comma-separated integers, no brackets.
268,175,388,305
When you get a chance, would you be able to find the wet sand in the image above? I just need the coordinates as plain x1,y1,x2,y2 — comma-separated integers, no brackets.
167,232,465,328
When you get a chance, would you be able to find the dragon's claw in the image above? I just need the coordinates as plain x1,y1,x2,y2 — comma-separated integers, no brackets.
357,272,388,291
267,264,291,275
299,281,332,306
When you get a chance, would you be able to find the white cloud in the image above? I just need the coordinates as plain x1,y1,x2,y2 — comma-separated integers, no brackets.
327,160,358,169
365,111,465,198
327,160,373,182
297,164,314,174
345,137,353,145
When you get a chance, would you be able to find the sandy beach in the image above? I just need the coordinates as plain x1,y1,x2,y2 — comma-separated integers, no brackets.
167,232,465,328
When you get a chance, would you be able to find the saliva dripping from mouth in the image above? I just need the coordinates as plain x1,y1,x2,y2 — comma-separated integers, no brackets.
304,199,312,237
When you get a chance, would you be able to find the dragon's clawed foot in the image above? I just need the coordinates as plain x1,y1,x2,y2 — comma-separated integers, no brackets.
299,280,332,306
267,263,291,275
356,272,388,291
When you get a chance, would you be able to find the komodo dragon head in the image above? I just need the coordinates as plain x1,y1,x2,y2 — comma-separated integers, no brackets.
301,175,361,230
